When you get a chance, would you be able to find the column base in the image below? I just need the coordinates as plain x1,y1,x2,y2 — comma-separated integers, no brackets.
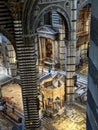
39,59,43,66
66,95,75,104
60,64,65,71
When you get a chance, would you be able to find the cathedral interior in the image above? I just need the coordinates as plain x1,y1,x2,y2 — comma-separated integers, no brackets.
0,0,98,130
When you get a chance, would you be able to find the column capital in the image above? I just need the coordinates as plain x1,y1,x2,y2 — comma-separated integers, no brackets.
7,1,23,20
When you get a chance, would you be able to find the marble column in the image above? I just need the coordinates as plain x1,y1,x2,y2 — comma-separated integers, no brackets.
59,28,66,70
14,19,40,129
14,20,23,76
84,8,91,33
16,36,40,130
66,0,77,103
39,38,43,65
42,38,46,60
52,40,55,69
55,41,59,62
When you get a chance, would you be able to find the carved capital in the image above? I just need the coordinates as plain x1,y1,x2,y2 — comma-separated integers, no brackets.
7,1,23,20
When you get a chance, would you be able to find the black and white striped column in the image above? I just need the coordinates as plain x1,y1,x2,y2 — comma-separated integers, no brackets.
66,0,77,103
59,28,66,70
14,21,40,129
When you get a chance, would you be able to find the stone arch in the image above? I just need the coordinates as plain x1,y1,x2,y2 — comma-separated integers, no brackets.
30,4,71,39
22,0,38,34
30,5,71,70
32,4,71,37
23,1,71,38
0,30,17,76
0,28,15,50
21,1,76,129
22,1,71,70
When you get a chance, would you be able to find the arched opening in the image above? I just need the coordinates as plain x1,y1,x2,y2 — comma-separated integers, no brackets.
74,4,91,107
76,4,91,75
21,1,92,127
0,34,17,78
34,9,70,72
26,9,70,118
0,0,16,77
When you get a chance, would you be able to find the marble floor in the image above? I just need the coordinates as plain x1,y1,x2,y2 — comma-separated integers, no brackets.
1,83,23,112
52,105,86,130
0,64,88,130
0,114,13,130
76,63,88,76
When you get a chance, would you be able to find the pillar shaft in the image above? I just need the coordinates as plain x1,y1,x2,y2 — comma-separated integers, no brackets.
15,20,40,130
17,37,40,130
59,28,66,70
52,40,55,69
39,38,43,65
66,0,77,103
42,38,46,59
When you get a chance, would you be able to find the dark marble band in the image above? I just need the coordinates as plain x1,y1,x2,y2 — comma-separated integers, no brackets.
89,57,98,85
91,15,98,47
